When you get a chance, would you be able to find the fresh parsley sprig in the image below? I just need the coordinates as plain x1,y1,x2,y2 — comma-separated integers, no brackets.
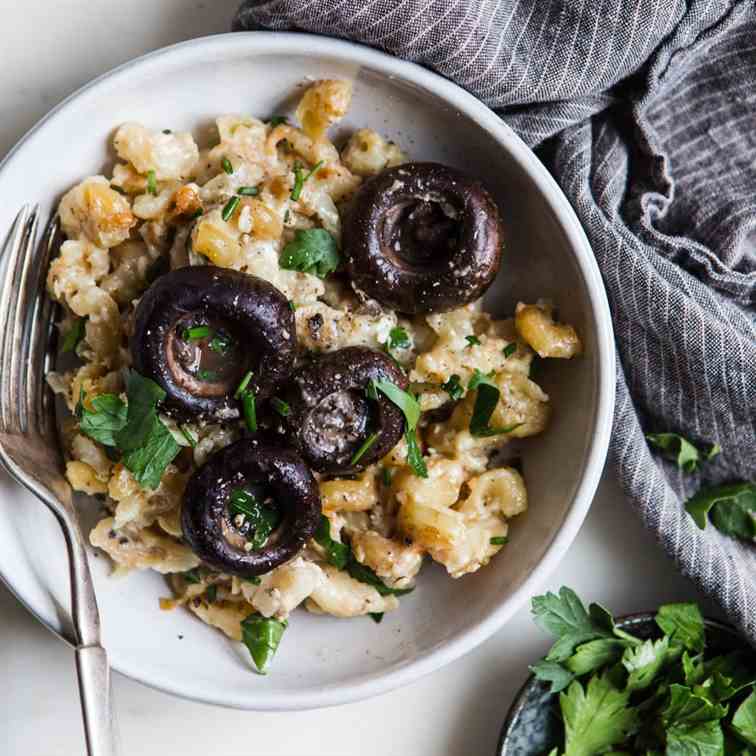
529,587,756,754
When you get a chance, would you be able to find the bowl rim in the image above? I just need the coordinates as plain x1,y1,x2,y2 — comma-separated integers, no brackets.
497,613,741,755
0,31,616,710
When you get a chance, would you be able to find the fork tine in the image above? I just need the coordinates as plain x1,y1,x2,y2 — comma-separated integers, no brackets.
27,216,61,433
0,205,32,431
10,206,40,433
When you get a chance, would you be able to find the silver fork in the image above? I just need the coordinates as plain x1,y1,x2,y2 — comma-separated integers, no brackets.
0,206,117,756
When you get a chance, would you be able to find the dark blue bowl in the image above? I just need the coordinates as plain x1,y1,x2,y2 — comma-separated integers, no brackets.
497,613,746,755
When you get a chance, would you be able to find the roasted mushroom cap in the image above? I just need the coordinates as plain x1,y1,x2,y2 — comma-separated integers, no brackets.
181,437,321,577
344,162,503,313
282,347,407,474
131,266,295,421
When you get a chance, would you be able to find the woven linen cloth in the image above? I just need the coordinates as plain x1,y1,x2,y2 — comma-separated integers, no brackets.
234,1,756,640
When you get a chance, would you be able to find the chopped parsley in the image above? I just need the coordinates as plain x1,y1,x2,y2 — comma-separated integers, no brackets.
685,482,756,540
385,327,411,352
270,397,291,417
279,228,340,278
191,207,204,219
367,379,427,478
468,369,523,437
465,334,481,348
370,612,384,624
146,169,157,196
237,185,259,196
229,488,280,550
315,514,413,597
241,614,287,674
314,515,350,570
205,584,217,603
221,195,240,222
441,374,464,401
78,373,181,488
490,536,509,545
76,391,128,447
179,425,197,448
381,467,392,487
77,371,181,489
646,432,720,472
269,115,288,127
288,300,297,311
221,157,234,174
182,569,202,584
61,318,86,353
208,333,232,354
350,432,378,466
503,342,517,358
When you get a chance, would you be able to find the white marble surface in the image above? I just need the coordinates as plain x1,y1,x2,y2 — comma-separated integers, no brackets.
0,2,711,754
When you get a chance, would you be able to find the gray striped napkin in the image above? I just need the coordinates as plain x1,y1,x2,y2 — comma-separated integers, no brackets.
234,0,756,643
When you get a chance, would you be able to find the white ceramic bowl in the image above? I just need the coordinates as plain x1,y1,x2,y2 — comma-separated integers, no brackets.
0,32,615,710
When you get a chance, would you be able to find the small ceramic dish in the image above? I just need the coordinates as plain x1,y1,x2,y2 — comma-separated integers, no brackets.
0,32,614,709
498,614,746,754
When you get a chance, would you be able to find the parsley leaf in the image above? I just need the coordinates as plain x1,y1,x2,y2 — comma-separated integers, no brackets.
531,659,575,694
114,371,180,490
732,690,756,746
314,515,350,570
442,374,464,401
560,673,638,755
662,684,728,726
467,369,523,437
531,587,616,662
656,603,706,653
465,334,481,347
566,638,627,676
622,636,670,692
240,613,287,674
313,515,411,596
77,392,127,447
666,719,724,756
502,342,517,358
269,115,288,127
685,482,756,539
368,379,427,478
646,432,720,472
61,318,86,353
279,229,340,278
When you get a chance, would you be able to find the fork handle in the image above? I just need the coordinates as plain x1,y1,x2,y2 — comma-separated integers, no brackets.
76,645,118,756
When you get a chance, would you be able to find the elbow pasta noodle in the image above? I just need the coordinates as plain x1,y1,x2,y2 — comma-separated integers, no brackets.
46,79,582,653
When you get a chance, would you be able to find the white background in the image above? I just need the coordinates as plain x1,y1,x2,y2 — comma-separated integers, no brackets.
0,2,711,754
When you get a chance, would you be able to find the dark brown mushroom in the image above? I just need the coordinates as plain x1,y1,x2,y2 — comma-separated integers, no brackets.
181,437,321,577
131,266,295,421
281,347,407,474
344,162,503,313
